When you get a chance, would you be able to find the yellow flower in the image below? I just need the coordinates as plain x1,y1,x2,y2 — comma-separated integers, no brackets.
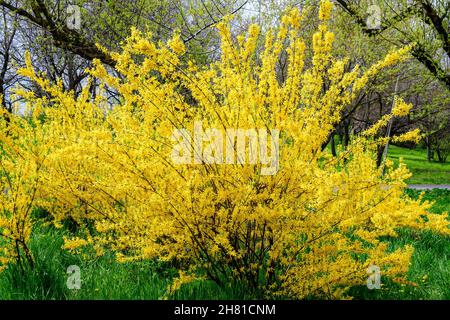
392,97,413,117
167,33,186,55
319,0,333,21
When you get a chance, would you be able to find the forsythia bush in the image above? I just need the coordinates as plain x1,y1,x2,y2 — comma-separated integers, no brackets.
0,0,449,298
0,114,40,270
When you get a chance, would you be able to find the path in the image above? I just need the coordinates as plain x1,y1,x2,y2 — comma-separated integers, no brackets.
408,184,450,190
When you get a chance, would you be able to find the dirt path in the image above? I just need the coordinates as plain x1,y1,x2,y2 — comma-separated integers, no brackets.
408,184,450,190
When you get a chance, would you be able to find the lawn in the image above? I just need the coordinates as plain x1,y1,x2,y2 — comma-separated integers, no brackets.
0,189,448,300
387,145,450,185
324,142,449,185
349,189,450,299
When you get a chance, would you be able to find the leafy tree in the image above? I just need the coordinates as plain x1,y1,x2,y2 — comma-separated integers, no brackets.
335,0,450,90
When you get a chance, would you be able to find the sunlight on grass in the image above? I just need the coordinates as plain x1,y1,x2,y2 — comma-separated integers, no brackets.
387,145,449,184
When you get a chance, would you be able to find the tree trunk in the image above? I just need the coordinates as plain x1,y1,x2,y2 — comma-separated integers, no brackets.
343,123,350,149
436,145,443,163
330,132,337,157
379,75,400,174
376,146,384,167
426,136,432,161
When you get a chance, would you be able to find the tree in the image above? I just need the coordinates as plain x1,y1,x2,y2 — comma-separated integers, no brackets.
0,0,251,113
0,7,18,113
335,0,450,90
0,0,250,67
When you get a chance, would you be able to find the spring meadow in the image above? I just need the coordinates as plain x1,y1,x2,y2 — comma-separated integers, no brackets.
0,0,449,312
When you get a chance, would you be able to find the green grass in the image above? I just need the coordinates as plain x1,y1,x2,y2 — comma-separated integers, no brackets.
324,141,449,184
349,229,450,299
387,145,450,184
0,189,449,300
405,189,450,214
0,225,165,299
350,189,450,300
0,222,254,300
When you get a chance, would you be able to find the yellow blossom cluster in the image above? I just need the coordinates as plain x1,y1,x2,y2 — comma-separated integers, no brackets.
392,97,413,117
